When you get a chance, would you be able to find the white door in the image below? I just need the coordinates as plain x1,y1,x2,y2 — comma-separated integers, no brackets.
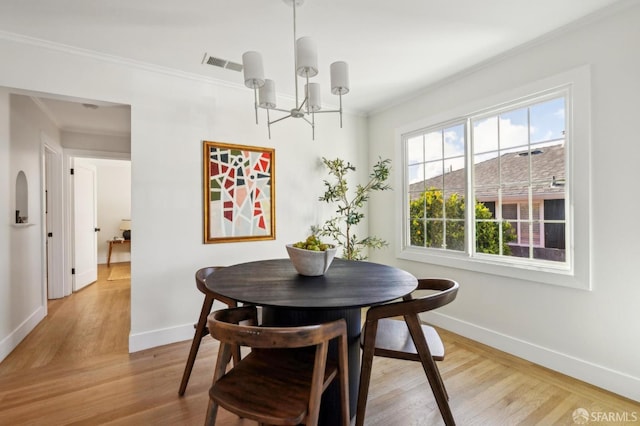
44,146,64,298
73,162,98,291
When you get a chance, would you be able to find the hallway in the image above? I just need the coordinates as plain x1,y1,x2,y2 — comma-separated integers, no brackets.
0,263,130,373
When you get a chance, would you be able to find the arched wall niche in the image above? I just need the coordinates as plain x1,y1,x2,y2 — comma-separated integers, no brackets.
15,170,28,224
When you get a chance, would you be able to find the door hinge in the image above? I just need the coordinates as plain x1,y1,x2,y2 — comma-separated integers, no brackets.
47,232,53,237
72,268,75,275
70,168,74,175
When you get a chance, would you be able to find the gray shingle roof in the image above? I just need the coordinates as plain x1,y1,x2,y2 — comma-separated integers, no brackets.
409,144,565,200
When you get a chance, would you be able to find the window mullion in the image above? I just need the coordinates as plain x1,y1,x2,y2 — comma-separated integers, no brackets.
466,120,473,256
527,107,534,259
497,114,503,257
441,129,447,249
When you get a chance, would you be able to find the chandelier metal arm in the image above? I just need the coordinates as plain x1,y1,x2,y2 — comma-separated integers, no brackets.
272,107,294,114
293,0,300,109
298,94,308,112
268,113,294,126
253,88,259,125
301,114,315,140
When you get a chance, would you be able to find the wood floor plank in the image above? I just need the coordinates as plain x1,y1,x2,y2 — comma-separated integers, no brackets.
0,262,638,425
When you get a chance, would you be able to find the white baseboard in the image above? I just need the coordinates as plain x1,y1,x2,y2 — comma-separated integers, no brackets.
424,312,640,402
129,311,640,402
0,306,46,363
128,323,194,353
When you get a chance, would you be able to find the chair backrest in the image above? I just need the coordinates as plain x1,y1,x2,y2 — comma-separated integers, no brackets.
366,278,459,321
208,306,346,349
207,306,350,425
195,266,224,295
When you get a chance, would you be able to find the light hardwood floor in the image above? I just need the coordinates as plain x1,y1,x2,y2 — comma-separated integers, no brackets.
0,263,638,425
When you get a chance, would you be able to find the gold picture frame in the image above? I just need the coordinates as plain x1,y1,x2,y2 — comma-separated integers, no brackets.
203,141,275,243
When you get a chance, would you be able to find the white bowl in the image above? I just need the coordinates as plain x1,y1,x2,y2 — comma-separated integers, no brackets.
286,244,338,276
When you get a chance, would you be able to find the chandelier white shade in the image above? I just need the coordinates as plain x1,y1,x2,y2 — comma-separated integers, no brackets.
296,37,318,77
259,79,277,109
330,61,349,95
241,0,349,139
242,51,264,89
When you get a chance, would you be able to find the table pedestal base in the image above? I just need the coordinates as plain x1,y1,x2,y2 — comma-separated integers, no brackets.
262,307,361,425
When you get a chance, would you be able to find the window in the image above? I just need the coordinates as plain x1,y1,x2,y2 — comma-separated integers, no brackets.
397,67,591,289
408,121,466,252
472,95,566,263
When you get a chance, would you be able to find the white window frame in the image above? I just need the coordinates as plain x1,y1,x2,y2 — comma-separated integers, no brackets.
395,66,592,290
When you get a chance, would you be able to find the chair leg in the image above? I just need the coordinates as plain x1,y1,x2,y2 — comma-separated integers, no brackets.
229,301,241,366
179,294,215,396
405,315,455,426
204,398,219,426
355,321,378,426
206,342,233,426
435,361,450,401
337,332,351,426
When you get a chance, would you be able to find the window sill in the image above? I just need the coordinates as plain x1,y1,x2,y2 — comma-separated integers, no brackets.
397,246,590,291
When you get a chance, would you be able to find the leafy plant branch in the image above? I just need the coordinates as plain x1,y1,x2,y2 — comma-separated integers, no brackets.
314,157,391,260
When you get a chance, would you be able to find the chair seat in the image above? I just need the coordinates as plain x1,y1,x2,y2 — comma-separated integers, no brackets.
210,348,339,425
363,318,445,361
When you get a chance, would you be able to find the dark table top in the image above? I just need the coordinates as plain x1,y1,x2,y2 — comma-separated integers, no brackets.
205,258,418,310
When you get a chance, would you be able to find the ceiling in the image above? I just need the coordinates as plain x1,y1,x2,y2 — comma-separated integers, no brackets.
0,0,625,134
32,97,131,137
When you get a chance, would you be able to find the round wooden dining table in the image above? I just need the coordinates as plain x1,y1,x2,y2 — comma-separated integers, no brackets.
205,257,417,425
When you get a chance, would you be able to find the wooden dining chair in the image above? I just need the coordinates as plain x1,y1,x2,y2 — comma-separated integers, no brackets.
205,305,350,426
178,266,239,396
356,278,459,426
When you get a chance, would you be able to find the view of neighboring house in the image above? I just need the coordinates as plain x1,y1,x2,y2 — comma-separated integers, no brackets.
409,143,566,261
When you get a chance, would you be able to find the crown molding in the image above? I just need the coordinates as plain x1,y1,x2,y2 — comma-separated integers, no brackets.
0,30,243,90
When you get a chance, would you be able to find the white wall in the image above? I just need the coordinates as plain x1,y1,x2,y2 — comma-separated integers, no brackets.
0,89,12,358
367,4,640,401
0,33,368,358
73,157,131,264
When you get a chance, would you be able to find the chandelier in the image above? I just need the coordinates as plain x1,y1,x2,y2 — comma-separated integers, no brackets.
241,0,350,140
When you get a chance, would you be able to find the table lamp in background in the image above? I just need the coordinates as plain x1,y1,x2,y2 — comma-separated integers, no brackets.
120,219,131,240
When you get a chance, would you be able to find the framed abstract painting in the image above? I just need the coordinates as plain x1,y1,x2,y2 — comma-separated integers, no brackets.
203,141,275,243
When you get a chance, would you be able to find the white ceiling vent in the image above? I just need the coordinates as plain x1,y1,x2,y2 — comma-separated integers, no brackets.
202,53,243,72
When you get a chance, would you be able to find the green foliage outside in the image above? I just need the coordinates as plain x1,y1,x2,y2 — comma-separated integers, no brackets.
409,188,515,254
314,157,392,260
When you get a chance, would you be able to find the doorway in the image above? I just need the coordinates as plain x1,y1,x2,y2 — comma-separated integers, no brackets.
2,91,132,364
70,156,132,291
